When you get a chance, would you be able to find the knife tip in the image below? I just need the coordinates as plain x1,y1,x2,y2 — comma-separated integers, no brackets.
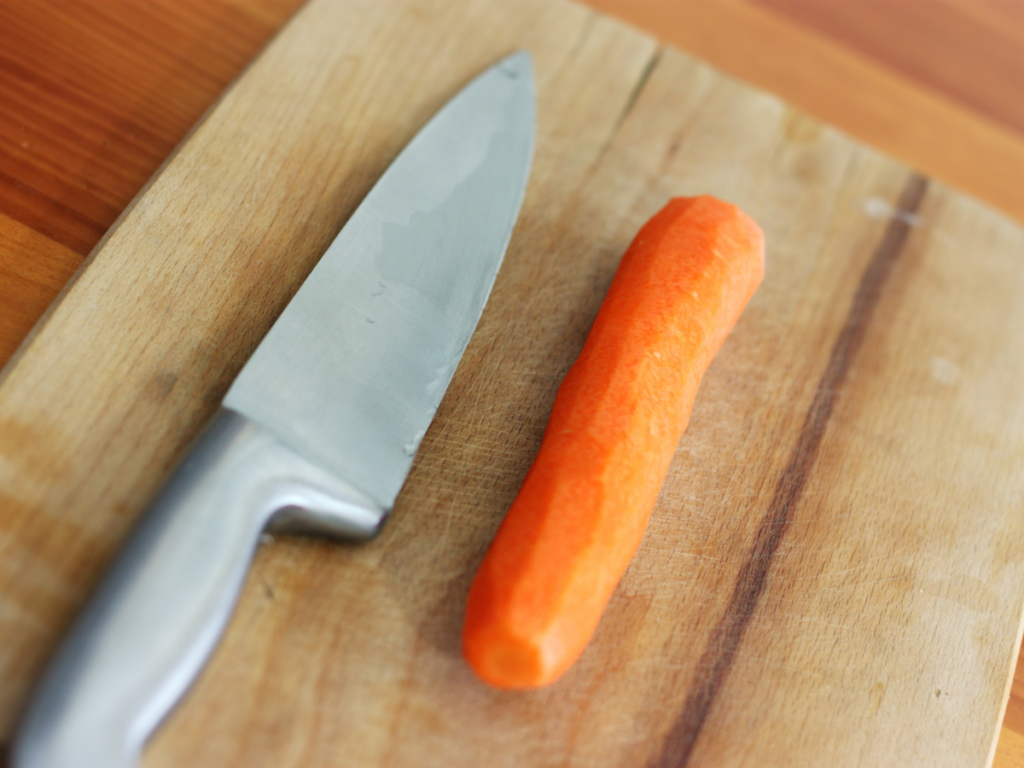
497,50,533,83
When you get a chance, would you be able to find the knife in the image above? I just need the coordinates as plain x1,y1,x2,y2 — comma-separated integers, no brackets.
13,51,535,768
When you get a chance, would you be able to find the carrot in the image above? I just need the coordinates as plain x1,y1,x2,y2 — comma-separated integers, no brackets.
462,195,765,689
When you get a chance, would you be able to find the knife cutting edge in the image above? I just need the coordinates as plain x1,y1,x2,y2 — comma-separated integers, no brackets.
13,51,535,768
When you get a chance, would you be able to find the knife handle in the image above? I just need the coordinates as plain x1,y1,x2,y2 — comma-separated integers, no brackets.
13,408,386,768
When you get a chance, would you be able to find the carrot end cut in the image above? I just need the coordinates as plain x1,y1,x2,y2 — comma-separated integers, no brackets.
462,627,551,690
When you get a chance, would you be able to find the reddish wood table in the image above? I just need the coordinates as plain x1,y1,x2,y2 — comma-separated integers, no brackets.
0,0,1021,764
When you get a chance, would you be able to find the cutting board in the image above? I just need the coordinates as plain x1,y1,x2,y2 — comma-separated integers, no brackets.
1,0,1023,765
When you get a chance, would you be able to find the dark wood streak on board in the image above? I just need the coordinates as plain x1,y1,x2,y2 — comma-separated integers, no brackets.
651,173,930,767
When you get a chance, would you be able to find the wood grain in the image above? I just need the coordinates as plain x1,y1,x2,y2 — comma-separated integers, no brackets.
0,0,303,369
755,0,1024,140
0,0,301,255
2,0,1024,765
999,729,1024,768
660,173,930,763
0,213,81,367
581,0,1024,234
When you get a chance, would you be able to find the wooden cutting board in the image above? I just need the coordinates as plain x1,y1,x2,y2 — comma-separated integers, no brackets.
1,0,1023,765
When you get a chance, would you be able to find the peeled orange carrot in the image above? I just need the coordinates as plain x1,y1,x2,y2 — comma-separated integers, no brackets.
462,195,765,689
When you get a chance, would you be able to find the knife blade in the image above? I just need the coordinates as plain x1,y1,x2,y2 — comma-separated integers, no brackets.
14,51,535,768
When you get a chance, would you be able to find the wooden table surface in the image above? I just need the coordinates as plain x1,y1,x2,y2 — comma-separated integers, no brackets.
0,0,1021,765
